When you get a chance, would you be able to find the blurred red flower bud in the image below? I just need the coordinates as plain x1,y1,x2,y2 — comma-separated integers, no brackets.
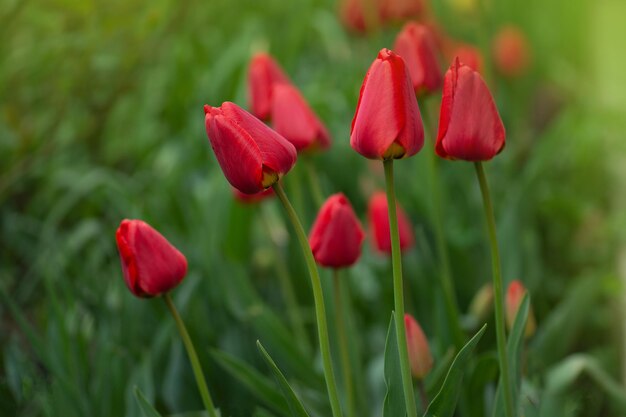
116,219,188,298
340,0,370,33
404,313,433,379
351,49,424,160
204,102,297,194
449,44,483,73
380,0,424,23
309,193,365,268
436,58,505,161
492,25,531,77
233,187,274,204
368,191,414,254
506,280,536,338
248,53,290,120
271,83,331,152
393,22,443,95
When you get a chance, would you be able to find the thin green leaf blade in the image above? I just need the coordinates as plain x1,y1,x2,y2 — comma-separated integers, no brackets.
134,386,163,417
424,324,487,417
256,341,311,417
492,294,530,417
383,312,406,417
210,349,290,416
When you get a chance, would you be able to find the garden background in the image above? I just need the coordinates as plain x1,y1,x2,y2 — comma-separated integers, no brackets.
2,0,626,416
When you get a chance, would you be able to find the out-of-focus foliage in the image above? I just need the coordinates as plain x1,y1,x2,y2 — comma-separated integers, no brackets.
1,0,625,416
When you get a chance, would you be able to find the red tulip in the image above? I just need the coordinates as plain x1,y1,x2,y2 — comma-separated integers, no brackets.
380,0,424,23
204,102,297,194
248,53,290,120
351,48,424,160
404,313,433,379
435,58,505,161
340,0,370,33
271,83,331,152
368,191,414,253
449,44,483,73
492,25,530,77
506,280,536,338
309,193,365,268
232,187,274,204
393,22,443,95
115,219,188,298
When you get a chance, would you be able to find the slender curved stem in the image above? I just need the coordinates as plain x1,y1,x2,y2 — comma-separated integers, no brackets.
333,269,356,417
383,159,418,417
305,156,325,208
163,293,218,417
273,182,343,417
474,162,514,417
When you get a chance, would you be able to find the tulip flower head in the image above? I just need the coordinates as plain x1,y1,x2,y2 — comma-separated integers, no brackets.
368,191,414,254
309,193,365,268
380,0,424,23
492,25,531,77
351,49,424,160
248,53,291,120
271,83,331,152
204,102,297,194
435,58,505,161
404,314,433,379
116,219,188,298
393,22,443,95
506,280,536,338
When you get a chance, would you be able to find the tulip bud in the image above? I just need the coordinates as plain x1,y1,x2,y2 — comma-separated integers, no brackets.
449,44,483,73
506,280,536,338
351,49,424,160
468,283,493,323
435,58,505,161
233,187,274,204
309,193,365,268
115,219,188,298
248,53,291,120
404,314,433,379
204,102,297,194
368,191,414,254
340,0,370,33
492,25,530,77
380,0,424,23
393,22,443,95
271,83,331,152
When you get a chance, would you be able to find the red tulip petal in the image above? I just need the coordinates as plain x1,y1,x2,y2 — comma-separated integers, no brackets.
116,220,187,298
271,84,329,151
436,59,505,161
248,53,290,120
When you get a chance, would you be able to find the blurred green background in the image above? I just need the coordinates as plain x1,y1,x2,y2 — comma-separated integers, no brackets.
2,0,626,416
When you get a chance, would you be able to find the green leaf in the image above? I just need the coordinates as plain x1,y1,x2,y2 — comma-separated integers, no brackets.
210,349,290,417
424,324,487,417
542,354,626,413
134,386,163,417
256,341,311,417
492,294,530,417
383,312,406,417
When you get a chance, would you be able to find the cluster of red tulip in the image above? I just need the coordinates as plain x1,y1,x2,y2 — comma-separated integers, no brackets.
114,6,533,417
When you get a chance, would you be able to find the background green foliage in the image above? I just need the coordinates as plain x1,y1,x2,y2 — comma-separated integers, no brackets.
1,0,625,416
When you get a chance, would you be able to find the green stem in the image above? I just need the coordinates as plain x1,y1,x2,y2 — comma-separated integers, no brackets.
333,269,356,417
422,101,465,350
273,182,343,417
163,293,219,417
260,210,311,355
305,156,325,208
383,159,418,417
474,162,514,417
